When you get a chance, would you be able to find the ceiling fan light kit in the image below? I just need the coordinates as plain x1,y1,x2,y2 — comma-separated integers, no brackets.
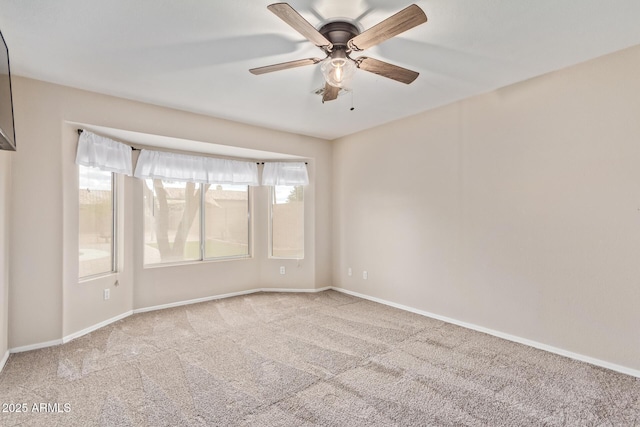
250,3,427,103
321,52,357,89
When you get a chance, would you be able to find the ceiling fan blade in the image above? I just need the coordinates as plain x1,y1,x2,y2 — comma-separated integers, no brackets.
356,57,419,84
249,58,322,75
268,3,333,50
348,4,427,51
322,83,339,102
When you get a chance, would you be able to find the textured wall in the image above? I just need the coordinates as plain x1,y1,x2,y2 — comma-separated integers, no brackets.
332,45,640,371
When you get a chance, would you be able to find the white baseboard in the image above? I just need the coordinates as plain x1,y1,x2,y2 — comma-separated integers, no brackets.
0,349,9,372
330,287,640,379
6,287,332,356
133,289,258,314
6,286,637,379
10,338,63,354
10,312,134,354
134,287,330,314
260,286,332,293
62,310,134,344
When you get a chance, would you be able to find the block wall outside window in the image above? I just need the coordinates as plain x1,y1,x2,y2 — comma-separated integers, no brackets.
204,184,250,259
271,185,304,259
78,165,115,278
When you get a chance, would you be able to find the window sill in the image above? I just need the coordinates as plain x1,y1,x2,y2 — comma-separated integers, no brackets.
143,255,253,270
79,271,118,284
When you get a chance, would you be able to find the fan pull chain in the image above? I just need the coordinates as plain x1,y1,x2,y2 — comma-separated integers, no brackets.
350,90,355,111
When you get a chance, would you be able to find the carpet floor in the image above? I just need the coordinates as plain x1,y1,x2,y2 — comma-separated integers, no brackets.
0,290,638,426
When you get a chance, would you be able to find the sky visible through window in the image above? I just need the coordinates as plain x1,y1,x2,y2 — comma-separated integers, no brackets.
79,166,111,190
274,185,295,204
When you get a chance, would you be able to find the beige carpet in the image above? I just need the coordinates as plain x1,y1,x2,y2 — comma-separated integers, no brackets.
0,290,638,426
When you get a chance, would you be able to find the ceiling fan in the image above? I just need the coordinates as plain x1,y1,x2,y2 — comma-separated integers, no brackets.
249,3,427,103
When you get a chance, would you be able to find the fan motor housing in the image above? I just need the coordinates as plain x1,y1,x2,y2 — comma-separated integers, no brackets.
318,21,360,50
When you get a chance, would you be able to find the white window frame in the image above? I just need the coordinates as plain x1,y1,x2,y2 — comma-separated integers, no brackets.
78,165,117,280
143,180,252,266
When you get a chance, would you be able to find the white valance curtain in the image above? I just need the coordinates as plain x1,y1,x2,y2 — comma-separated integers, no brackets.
134,149,260,186
76,131,308,186
262,162,309,186
75,130,133,175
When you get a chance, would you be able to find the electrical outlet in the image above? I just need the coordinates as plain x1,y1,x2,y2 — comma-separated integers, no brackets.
348,267,352,277
103,289,110,300
362,271,368,280
280,266,286,275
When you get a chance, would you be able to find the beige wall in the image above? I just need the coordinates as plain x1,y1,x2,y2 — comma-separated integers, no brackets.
333,45,640,371
7,44,640,374
10,77,332,348
0,150,10,361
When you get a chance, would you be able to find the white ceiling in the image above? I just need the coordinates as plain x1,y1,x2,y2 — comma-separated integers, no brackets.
2,0,640,140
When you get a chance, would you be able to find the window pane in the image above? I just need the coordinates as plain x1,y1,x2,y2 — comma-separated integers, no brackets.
79,165,114,278
143,179,201,265
271,185,304,259
204,184,249,259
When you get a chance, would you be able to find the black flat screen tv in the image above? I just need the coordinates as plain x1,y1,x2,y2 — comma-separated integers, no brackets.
0,29,16,151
